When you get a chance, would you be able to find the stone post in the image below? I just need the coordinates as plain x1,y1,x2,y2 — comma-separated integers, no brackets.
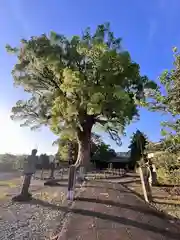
12,149,38,202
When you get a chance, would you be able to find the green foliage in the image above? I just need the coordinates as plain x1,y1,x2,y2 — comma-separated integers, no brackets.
7,23,157,168
129,130,148,169
54,132,114,164
91,136,116,163
146,141,164,152
0,154,26,171
7,23,156,145
53,133,78,163
91,143,116,162
153,153,180,185
149,48,180,152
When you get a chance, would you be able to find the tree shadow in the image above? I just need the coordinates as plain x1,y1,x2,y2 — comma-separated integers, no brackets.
43,178,68,181
44,182,81,188
153,200,180,206
43,179,69,186
16,198,180,239
119,179,141,184
75,197,165,218
99,175,126,180
70,208,180,239
153,196,180,201
157,184,180,188
87,184,130,193
94,177,140,184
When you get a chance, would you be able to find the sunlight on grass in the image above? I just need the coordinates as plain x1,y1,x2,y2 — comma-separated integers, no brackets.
0,193,8,200
0,180,18,188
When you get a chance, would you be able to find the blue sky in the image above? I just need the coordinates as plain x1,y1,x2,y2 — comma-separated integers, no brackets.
0,0,179,154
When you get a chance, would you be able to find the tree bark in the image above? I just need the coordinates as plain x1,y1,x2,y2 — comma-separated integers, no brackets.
75,122,92,180
67,116,94,200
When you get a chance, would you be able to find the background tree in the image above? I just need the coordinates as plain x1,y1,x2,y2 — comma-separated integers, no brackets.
53,133,78,164
148,47,180,153
7,23,156,173
54,132,110,166
128,130,148,170
91,142,116,169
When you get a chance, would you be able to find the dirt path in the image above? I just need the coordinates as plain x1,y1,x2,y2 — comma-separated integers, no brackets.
59,180,180,240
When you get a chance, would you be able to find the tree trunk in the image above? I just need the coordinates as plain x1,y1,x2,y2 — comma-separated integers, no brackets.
75,126,92,181
67,131,91,199
67,117,93,200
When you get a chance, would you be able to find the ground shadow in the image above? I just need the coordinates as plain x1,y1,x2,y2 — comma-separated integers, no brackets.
153,200,180,206
43,178,68,186
118,179,141,184
87,184,130,193
156,184,180,188
15,198,180,239
153,196,180,201
70,208,180,239
44,181,63,186
75,196,165,218
95,178,139,184
35,177,68,182
44,182,81,188
97,175,126,180
121,183,146,201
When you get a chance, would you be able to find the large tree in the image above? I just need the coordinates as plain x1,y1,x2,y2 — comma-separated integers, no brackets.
7,23,156,171
148,47,180,153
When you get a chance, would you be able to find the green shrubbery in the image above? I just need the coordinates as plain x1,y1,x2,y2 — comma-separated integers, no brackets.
153,153,180,185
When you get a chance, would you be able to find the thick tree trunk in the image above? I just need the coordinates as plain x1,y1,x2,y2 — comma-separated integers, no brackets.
75,126,92,181
77,140,90,176
67,117,93,200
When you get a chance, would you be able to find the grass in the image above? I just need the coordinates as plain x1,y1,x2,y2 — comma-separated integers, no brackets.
0,179,19,188
0,179,21,200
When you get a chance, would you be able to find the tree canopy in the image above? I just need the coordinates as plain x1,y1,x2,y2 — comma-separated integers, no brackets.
149,48,180,153
7,23,157,167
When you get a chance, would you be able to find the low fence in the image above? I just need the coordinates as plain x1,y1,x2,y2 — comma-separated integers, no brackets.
91,168,126,179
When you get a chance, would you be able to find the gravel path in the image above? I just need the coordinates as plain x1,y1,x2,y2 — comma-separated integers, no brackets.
0,175,71,240
0,200,66,240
